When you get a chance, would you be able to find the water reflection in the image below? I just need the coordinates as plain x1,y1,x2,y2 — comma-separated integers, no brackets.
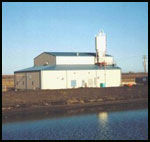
97,112,111,139
98,112,108,126
98,112,108,122
2,109,148,140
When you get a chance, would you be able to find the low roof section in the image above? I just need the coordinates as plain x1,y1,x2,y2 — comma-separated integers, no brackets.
14,65,121,73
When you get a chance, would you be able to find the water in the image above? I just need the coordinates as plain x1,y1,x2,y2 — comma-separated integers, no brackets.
2,109,148,140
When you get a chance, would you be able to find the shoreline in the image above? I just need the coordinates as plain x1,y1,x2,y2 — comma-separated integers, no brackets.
2,98,148,123
2,85,148,123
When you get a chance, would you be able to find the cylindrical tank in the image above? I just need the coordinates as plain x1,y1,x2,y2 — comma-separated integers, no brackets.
95,31,107,62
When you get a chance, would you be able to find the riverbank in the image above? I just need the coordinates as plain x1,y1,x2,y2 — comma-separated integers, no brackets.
3,99,148,123
2,85,148,122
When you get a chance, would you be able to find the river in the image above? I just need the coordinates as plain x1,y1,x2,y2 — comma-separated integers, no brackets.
2,108,148,140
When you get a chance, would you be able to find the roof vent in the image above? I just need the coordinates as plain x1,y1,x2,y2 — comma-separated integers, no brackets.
44,61,49,66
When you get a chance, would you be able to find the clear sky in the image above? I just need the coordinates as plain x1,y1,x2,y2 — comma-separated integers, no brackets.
2,2,148,74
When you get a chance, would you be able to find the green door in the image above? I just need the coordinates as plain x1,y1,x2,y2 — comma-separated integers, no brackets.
100,83,106,88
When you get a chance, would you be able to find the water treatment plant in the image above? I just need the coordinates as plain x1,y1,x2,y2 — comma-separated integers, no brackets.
14,31,121,90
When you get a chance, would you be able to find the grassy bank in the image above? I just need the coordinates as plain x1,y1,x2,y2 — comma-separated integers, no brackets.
3,100,148,123
2,85,148,113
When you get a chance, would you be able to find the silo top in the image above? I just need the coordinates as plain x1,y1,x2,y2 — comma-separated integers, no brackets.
97,31,106,36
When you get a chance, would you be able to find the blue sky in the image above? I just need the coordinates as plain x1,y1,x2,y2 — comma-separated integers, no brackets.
2,2,148,74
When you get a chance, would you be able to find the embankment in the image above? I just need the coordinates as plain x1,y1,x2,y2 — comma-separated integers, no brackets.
2,85,148,121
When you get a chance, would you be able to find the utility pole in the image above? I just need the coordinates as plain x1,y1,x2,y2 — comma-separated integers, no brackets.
143,55,147,73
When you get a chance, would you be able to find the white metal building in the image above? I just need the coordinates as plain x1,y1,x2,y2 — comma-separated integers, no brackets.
14,31,121,90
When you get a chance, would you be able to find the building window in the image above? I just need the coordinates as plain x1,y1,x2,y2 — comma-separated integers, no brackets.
23,81,24,85
32,81,34,85
17,81,18,85
71,80,76,88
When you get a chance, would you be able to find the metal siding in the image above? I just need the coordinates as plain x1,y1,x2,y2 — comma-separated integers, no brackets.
66,70,96,88
41,69,121,89
14,74,16,89
16,69,121,90
42,70,67,89
15,68,121,89
56,56,95,65
34,52,56,66
41,71,43,89
102,56,114,65
26,72,40,89
96,70,121,87
15,73,26,90
26,72,27,89
39,71,41,89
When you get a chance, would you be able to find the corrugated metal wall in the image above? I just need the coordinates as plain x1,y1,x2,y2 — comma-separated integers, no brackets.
15,72,40,90
34,53,56,66
41,69,121,89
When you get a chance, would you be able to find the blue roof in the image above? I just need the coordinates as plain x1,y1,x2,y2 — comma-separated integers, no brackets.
44,52,112,57
14,65,121,73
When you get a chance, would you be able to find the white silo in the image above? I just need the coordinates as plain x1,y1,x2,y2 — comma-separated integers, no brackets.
95,30,107,63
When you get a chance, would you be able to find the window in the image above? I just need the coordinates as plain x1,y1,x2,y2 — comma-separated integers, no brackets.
17,81,18,85
23,81,24,85
71,80,76,87
32,81,34,85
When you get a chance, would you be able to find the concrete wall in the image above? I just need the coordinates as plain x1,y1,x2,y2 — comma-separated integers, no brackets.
41,69,121,89
34,53,56,66
56,56,95,65
15,72,40,90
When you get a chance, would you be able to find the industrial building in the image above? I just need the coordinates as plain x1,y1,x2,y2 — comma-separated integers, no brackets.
14,31,121,90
